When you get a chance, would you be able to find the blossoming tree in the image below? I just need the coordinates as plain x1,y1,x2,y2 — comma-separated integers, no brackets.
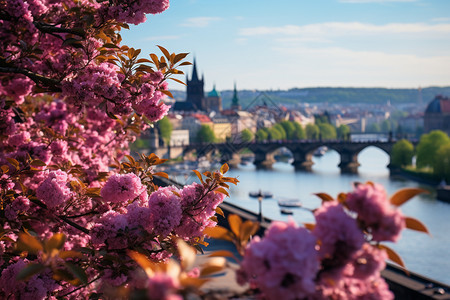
0,0,239,298
1,0,430,299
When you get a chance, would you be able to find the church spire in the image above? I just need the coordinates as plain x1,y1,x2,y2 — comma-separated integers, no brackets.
191,57,199,81
231,82,241,110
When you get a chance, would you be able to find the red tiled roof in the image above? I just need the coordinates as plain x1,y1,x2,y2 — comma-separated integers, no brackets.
192,113,212,123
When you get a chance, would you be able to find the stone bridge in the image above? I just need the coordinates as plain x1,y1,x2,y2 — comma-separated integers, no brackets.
182,140,396,173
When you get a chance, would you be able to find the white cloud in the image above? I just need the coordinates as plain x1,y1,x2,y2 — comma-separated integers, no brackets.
239,22,450,37
432,17,450,23
270,46,450,87
181,17,221,28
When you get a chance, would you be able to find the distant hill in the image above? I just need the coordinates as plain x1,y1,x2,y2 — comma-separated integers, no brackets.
170,86,450,108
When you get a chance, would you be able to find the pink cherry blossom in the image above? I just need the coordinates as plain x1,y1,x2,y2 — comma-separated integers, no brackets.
101,173,147,204
147,186,182,236
239,220,319,300
313,201,364,265
36,170,73,209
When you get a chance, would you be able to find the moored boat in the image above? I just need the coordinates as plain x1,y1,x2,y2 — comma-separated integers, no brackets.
249,190,273,198
280,208,294,215
278,198,302,208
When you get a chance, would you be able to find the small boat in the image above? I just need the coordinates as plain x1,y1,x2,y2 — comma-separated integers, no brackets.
249,190,273,199
280,208,294,215
278,198,302,208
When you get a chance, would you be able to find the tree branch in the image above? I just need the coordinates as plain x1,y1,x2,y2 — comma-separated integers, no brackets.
0,65,62,92
33,22,86,38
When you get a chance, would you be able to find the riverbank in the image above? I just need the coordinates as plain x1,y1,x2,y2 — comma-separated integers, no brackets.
390,167,441,187
390,167,450,202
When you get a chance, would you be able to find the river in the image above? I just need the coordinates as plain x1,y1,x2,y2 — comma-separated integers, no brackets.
171,146,450,285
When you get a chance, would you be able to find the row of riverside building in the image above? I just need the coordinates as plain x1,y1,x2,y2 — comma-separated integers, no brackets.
143,59,450,151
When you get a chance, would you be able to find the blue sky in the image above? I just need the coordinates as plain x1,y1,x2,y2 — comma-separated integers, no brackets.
121,0,450,91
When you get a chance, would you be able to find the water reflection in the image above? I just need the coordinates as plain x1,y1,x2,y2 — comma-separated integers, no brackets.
224,148,450,285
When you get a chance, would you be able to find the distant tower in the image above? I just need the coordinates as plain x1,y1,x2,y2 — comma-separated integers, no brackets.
205,83,222,112
186,58,205,110
230,82,241,111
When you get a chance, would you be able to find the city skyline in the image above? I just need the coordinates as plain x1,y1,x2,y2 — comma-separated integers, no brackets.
121,0,450,91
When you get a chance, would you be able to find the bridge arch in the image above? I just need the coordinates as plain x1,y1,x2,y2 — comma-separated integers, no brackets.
182,140,395,173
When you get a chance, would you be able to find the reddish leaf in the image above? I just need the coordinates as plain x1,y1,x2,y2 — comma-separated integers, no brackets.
215,187,229,197
378,244,406,270
192,170,204,185
168,77,187,86
303,223,315,231
405,216,430,234
157,45,171,62
45,233,66,252
203,226,234,242
390,188,429,206
220,163,229,174
59,250,83,259
239,220,260,243
215,207,225,218
17,233,43,254
228,214,242,237
314,193,334,202
153,172,169,179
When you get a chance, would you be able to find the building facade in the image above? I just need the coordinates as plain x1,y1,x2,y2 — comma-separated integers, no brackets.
424,95,450,135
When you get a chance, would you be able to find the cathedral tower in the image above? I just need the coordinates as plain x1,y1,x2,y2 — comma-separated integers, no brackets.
186,58,205,110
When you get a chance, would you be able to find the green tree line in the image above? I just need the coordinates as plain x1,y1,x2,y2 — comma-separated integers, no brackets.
391,130,450,182
254,120,350,142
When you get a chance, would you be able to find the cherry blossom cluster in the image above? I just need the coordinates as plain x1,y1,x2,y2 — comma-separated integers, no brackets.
238,182,409,299
0,0,230,298
1,0,172,118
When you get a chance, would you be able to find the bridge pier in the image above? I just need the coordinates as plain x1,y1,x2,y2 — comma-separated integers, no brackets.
253,151,275,169
338,150,360,174
220,151,241,169
291,151,314,171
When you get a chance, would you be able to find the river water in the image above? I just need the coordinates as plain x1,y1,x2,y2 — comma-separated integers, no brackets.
171,147,450,285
